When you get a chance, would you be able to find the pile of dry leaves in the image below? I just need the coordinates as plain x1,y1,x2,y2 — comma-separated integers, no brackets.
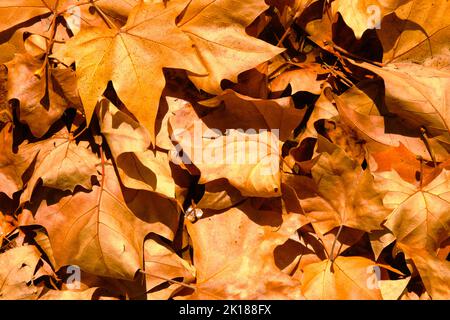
0,0,449,300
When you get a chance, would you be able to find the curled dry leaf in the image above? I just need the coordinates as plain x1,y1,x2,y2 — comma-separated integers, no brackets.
19,127,99,204
98,99,176,199
331,0,412,39
144,235,196,300
270,62,328,95
6,53,81,137
0,122,35,199
399,244,450,300
377,0,450,64
169,97,284,198
0,245,42,300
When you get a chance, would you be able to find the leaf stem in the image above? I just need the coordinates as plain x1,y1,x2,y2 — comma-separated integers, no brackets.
420,127,437,167
330,224,344,263
92,2,118,29
139,270,196,290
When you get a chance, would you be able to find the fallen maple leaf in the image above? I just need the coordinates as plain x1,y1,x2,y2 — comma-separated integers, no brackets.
0,245,42,300
284,148,389,234
0,0,448,301
335,79,450,162
375,169,450,253
19,127,99,204
31,163,179,279
0,0,54,32
399,244,450,300
177,0,284,93
360,62,450,138
56,0,207,143
331,0,412,39
98,99,176,199
6,53,81,137
169,98,284,197
181,200,306,299
377,0,450,64
301,256,383,299
0,122,35,199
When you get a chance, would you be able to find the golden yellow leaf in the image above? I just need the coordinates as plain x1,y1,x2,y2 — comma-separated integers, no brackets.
178,0,284,93
33,163,179,279
283,148,389,234
0,245,42,300
19,127,99,203
57,0,207,143
301,256,383,300
98,99,176,199
375,169,450,253
6,53,81,137
182,200,306,299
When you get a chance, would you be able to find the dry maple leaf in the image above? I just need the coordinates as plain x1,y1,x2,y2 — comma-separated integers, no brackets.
399,244,450,300
196,180,245,211
38,287,100,300
169,98,283,198
0,0,54,32
144,235,196,300
1,0,449,301
370,143,436,185
56,0,207,144
31,163,179,279
181,200,306,299
177,0,284,93
360,62,450,138
0,122,36,199
97,99,176,199
301,256,384,299
377,0,450,64
6,53,81,137
375,169,450,253
0,0,138,32
19,127,99,204
334,80,450,162
331,0,412,39
283,148,389,234
0,245,42,300
199,89,306,141
378,277,411,300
